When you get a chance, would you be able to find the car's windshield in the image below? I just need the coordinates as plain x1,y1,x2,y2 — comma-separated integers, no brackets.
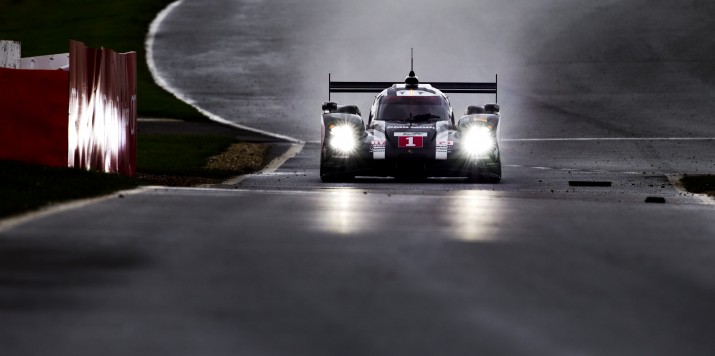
376,96,449,122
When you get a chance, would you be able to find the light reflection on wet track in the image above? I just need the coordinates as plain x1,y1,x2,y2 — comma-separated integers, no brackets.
317,189,366,235
314,188,503,241
446,190,502,241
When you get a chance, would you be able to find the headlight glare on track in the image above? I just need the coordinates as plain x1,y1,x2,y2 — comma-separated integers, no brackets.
329,125,357,154
463,126,495,158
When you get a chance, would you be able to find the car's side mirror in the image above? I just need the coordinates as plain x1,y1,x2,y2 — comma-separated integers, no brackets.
322,101,338,113
485,103,500,114
336,104,361,116
465,105,485,115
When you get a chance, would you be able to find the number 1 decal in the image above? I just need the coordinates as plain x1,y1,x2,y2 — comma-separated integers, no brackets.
398,136,423,148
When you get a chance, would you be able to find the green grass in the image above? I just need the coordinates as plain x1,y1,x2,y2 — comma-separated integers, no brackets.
137,134,238,178
0,134,259,217
0,160,139,218
681,175,715,196
0,0,206,121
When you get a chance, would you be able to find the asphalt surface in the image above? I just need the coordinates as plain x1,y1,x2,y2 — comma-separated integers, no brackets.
3,0,715,355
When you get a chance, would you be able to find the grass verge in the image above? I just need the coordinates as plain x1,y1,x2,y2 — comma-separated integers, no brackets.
680,175,715,197
0,161,138,219
0,135,267,218
137,134,267,186
0,0,206,121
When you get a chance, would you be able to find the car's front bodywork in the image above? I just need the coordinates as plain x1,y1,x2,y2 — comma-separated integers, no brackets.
320,73,501,183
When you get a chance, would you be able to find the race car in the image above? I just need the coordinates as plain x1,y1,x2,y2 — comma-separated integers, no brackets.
320,66,501,183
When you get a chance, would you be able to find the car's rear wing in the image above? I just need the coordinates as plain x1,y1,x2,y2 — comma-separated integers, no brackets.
328,73,498,102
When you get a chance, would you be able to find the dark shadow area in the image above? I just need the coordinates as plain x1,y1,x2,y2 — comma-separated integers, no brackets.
0,239,151,311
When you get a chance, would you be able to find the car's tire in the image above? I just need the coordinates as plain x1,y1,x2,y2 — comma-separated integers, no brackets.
467,170,500,183
479,166,501,183
467,157,501,183
320,159,353,182
320,171,353,182
320,172,354,182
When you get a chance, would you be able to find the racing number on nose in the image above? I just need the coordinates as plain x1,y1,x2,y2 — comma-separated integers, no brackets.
398,136,423,148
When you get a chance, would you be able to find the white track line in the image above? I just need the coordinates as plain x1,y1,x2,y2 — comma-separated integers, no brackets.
222,142,305,185
503,137,715,142
0,187,152,234
145,0,302,144
137,118,183,123
148,186,314,195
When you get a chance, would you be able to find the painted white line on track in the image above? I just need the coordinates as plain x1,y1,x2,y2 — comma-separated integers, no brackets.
138,118,183,123
503,137,715,142
221,142,306,185
0,187,153,234
146,186,316,195
145,0,302,144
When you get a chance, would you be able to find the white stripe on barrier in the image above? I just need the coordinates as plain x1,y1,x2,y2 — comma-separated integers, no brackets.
20,53,69,70
0,40,20,69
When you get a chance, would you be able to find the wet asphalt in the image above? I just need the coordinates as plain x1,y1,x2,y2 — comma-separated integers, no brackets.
2,0,715,355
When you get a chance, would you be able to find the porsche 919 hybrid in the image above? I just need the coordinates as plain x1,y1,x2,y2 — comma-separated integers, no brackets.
320,64,501,183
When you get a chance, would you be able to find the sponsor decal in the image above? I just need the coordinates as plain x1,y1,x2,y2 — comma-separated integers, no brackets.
372,128,386,160
435,131,451,160
394,132,428,137
387,125,434,129
371,140,386,153
436,145,448,158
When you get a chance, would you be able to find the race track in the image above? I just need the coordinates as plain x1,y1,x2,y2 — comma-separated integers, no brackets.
2,0,715,355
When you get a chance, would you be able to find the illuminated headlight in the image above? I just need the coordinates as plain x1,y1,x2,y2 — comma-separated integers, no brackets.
463,126,495,157
329,125,357,154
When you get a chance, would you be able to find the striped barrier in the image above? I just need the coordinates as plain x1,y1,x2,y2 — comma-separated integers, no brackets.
0,40,136,176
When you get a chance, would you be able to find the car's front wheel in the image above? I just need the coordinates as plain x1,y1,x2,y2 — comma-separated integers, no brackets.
320,157,354,182
467,156,501,183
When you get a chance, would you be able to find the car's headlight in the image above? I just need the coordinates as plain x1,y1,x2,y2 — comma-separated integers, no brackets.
328,125,357,154
462,126,495,158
